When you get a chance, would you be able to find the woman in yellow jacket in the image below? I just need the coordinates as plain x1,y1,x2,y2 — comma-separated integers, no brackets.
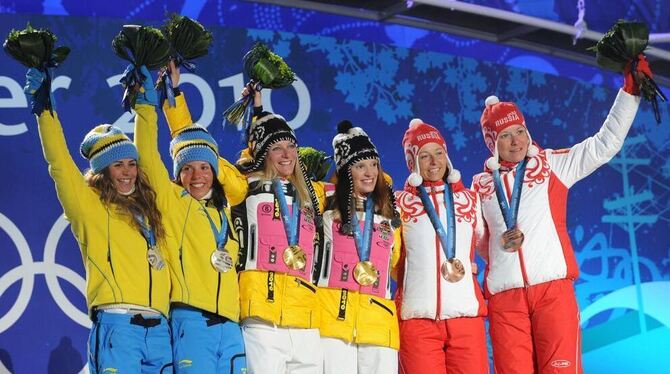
25,67,172,373
231,88,326,373
133,64,248,373
316,120,402,374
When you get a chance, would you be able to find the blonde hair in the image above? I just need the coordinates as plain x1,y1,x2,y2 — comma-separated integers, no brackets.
249,160,312,209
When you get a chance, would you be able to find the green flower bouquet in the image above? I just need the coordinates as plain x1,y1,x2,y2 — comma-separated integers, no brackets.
223,42,297,128
299,147,333,182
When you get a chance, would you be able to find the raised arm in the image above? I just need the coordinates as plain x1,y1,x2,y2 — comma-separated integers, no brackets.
547,55,653,187
132,65,174,198
162,64,248,205
27,68,95,224
547,89,640,187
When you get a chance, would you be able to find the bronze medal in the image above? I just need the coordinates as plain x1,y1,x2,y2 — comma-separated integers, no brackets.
283,245,307,270
354,260,378,286
501,228,524,252
440,258,465,282
211,249,233,273
147,245,165,270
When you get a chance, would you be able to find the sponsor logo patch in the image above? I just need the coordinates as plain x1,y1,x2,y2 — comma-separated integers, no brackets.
551,359,571,368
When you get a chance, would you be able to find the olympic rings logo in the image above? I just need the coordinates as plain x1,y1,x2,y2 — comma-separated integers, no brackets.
0,212,89,373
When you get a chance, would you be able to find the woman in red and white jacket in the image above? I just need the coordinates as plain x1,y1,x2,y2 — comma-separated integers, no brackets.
316,121,402,374
471,55,650,374
395,119,489,374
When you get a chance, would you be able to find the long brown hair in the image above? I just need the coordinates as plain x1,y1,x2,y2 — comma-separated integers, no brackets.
329,162,395,221
85,167,166,243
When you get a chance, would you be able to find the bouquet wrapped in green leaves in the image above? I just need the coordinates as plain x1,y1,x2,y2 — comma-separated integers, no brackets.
298,147,333,182
112,25,170,111
157,14,213,107
223,42,297,128
3,23,70,114
589,20,666,123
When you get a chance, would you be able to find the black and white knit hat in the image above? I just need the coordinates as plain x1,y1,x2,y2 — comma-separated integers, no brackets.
333,120,400,232
333,120,379,172
239,111,322,227
238,112,297,173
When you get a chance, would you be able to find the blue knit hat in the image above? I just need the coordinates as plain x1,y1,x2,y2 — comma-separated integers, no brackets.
169,124,219,177
79,124,138,174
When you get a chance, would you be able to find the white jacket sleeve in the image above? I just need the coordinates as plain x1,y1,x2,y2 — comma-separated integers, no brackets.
546,89,641,188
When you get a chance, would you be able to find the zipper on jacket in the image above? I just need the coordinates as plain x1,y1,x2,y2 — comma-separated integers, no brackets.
215,273,221,315
250,224,256,260
148,260,153,307
370,298,394,316
294,278,317,293
429,186,443,319
323,242,331,278
105,210,123,300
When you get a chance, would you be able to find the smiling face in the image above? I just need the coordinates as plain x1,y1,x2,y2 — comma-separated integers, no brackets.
350,158,379,196
108,158,138,195
497,124,529,163
266,140,298,178
179,161,214,200
418,142,448,183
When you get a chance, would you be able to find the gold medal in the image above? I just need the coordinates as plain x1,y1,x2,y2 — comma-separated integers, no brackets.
440,258,465,282
501,228,525,252
354,261,378,286
283,245,306,270
211,249,233,273
147,245,165,270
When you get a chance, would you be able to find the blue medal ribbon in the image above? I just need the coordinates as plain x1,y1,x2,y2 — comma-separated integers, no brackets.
417,184,456,260
134,215,156,247
272,179,300,246
201,204,229,250
161,54,197,108
492,159,528,229
350,196,375,262
160,72,177,108
119,65,142,112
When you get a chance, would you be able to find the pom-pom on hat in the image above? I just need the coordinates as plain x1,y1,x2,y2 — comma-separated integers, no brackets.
332,120,379,172
480,96,538,170
80,124,138,174
402,118,460,186
169,124,219,177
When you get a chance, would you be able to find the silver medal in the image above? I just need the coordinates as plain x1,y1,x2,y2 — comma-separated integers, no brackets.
211,249,233,273
147,245,165,270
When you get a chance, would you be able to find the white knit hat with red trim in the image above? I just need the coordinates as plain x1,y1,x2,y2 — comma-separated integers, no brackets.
402,118,461,187
480,96,539,170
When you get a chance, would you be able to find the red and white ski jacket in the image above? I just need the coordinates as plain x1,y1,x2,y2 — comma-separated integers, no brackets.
395,180,487,320
472,89,640,296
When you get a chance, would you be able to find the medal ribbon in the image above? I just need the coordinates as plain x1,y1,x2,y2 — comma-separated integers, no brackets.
492,159,528,229
417,184,456,260
134,215,156,248
350,196,374,262
272,179,300,246
201,203,229,250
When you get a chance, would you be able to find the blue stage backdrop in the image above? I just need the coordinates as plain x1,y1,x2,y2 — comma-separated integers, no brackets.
1,10,670,374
